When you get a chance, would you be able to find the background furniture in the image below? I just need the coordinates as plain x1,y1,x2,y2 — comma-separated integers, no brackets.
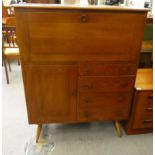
2,38,9,84
23,0,60,3
2,17,20,84
14,5,148,142
139,22,153,68
2,6,15,36
2,6,15,17
124,69,153,134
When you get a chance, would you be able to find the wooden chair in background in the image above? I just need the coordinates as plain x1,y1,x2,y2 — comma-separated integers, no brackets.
2,35,9,84
2,6,15,17
2,17,20,84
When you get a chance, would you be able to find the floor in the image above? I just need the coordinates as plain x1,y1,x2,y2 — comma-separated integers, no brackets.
2,62,153,155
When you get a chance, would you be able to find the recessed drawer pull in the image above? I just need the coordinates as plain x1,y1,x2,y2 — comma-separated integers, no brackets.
84,98,92,103
117,96,124,102
85,69,93,74
145,107,153,111
148,95,153,99
80,84,93,89
143,120,153,123
84,112,91,117
120,67,129,73
121,82,128,87
71,90,77,96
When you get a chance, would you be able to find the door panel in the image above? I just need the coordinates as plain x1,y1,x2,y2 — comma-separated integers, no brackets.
16,11,146,62
23,65,77,123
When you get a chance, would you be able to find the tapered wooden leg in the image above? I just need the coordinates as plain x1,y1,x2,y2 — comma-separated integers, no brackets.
3,59,9,84
114,120,122,137
36,124,42,143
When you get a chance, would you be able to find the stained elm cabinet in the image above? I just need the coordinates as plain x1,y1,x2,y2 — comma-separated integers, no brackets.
14,4,148,141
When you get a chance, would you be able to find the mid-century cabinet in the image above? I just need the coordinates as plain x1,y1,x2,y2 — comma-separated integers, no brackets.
14,4,148,142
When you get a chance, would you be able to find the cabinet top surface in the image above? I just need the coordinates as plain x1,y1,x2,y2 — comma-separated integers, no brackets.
13,4,148,12
135,69,153,91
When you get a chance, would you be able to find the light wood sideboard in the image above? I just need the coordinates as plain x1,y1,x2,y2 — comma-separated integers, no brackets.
14,4,148,142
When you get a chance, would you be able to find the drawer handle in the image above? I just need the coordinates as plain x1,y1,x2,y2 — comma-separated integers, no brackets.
80,14,88,23
148,95,153,99
80,84,93,89
143,120,153,123
84,112,91,117
116,112,122,117
71,90,77,96
84,98,92,103
120,67,130,73
121,82,129,87
117,96,124,102
85,69,93,74
145,107,153,111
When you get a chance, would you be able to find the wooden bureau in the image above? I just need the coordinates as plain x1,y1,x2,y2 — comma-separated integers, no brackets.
124,69,153,134
14,4,148,142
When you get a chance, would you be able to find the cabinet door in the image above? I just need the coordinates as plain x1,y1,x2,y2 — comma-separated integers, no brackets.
16,11,146,62
23,65,77,124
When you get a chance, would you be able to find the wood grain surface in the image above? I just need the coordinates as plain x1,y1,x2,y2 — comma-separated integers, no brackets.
14,6,148,124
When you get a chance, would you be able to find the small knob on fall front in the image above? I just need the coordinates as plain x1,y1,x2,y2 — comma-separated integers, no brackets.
80,14,88,22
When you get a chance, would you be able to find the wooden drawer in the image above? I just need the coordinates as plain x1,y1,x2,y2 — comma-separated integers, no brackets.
133,112,153,129
78,92,133,121
143,94,153,108
143,111,153,122
79,76,135,92
79,62,137,76
132,91,153,129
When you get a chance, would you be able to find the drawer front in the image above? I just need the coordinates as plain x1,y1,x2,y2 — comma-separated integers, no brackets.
133,91,153,129
79,62,137,76
16,11,146,62
143,111,153,123
143,93,153,108
78,92,133,121
79,76,135,92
